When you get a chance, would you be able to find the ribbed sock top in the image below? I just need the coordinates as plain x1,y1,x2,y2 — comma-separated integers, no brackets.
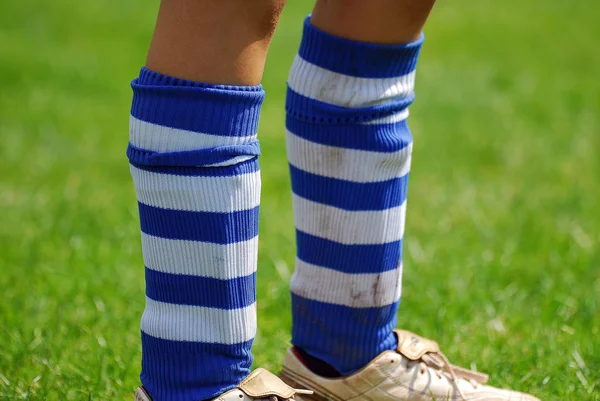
299,16,423,78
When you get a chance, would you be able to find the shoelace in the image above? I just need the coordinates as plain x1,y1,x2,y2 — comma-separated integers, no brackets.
416,351,489,401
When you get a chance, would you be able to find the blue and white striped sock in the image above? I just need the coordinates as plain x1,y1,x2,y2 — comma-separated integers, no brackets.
286,18,423,375
127,68,264,401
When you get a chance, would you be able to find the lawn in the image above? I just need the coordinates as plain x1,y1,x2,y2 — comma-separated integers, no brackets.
0,0,598,399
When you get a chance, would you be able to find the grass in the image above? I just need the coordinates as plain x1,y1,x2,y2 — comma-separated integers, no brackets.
0,0,598,399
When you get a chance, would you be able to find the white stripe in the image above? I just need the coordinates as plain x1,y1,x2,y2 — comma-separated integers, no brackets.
142,233,258,279
141,297,256,344
293,194,406,245
204,155,256,167
286,130,412,183
129,116,256,153
291,260,402,308
364,109,409,125
130,164,260,213
288,55,415,108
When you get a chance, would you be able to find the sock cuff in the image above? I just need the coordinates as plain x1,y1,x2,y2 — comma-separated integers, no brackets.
298,16,423,79
131,67,265,138
129,68,264,168
137,67,264,91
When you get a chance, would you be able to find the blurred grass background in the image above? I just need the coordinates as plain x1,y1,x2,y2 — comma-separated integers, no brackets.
0,0,599,399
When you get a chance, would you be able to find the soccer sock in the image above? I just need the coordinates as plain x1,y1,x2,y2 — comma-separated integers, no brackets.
128,68,264,401
286,18,422,375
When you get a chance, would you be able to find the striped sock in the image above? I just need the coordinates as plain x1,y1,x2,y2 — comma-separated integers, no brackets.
286,18,423,375
127,68,264,401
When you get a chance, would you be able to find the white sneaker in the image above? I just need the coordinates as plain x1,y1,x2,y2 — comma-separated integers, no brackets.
135,368,313,401
280,329,541,401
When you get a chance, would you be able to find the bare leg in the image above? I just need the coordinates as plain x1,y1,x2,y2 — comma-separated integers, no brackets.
311,0,435,44
129,1,285,400
282,2,541,401
286,0,437,377
146,0,286,84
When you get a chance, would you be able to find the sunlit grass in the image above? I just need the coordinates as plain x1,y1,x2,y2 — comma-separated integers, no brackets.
0,1,598,399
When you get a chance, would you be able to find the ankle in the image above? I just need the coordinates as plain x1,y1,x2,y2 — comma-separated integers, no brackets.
292,347,342,378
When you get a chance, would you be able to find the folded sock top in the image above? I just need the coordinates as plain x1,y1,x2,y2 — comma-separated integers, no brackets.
128,68,265,168
136,67,264,91
298,16,423,79
131,67,265,138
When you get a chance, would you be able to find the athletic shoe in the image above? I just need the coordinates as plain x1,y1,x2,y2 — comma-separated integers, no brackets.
280,329,540,401
135,368,313,401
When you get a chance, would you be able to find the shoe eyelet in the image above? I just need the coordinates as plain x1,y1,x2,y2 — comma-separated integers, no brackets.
239,394,243,398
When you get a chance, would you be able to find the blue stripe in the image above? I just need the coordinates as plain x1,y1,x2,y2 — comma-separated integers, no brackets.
138,203,259,244
296,231,402,274
145,268,256,309
141,332,252,401
130,158,259,177
299,17,422,79
127,142,260,168
291,293,399,375
290,165,408,211
131,80,264,137
286,107,412,152
286,88,414,129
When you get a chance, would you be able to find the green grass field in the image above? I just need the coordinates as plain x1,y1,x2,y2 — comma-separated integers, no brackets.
1,0,599,399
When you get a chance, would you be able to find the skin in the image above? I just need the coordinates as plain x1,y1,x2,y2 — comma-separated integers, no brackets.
146,0,286,85
311,0,437,44
146,0,437,85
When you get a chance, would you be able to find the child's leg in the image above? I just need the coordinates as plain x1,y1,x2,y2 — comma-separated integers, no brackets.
286,0,434,375
128,1,284,400
311,0,435,44
283,4,540,401
146,0,285,85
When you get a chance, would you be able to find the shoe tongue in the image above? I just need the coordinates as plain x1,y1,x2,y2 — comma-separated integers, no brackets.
394,329,490,385
394,329,440,360
238,368,296,399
